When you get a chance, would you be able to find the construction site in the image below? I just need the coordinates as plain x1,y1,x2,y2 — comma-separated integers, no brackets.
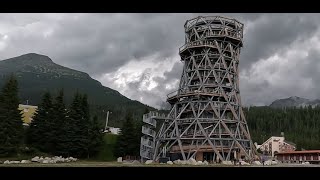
140,16,257,165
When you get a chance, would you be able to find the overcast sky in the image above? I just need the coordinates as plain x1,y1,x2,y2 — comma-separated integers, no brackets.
1,13,320,109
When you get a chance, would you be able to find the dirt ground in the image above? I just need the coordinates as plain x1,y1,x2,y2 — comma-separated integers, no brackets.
1,161,320,167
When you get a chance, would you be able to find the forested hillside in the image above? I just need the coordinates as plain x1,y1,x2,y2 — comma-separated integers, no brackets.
0,53,155,127
245,106,320,150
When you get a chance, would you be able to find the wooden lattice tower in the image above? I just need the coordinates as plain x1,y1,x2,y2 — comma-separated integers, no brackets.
140,16,255,162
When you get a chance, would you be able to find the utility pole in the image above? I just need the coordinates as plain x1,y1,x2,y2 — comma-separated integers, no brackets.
104,111,111,132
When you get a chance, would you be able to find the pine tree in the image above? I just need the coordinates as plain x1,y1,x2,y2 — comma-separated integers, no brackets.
0,74,23,156
26,92,53,152
67,92,90,158
65,92,81,157
81,94,104,158
88,115,103,158
81,94,90,122
133,120,143,156
114,112,136,157
51,89,69,156
81,94,90,158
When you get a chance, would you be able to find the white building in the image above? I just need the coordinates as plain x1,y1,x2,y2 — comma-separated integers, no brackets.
255,136,296,157
103,127,121,135
109,127,121,135
18,104,38,126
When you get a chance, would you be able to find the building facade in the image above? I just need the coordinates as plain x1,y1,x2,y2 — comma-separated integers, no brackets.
104,127,121,135
18,104,38,125
276,150,320,164
256,136,296,157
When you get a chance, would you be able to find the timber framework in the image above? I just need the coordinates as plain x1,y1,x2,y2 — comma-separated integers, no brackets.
140,16,256,163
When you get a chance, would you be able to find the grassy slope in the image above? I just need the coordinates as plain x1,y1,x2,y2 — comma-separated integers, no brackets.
95,134,118,161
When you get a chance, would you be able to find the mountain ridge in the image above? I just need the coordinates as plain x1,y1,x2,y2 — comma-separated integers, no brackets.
269,96,320,108
0,53,155,126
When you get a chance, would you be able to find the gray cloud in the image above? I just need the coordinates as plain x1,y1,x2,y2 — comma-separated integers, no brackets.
2,13,320,108
239,13,320,69
118,61,183,109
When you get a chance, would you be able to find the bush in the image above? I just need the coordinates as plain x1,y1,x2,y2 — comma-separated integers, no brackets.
18,146,37,155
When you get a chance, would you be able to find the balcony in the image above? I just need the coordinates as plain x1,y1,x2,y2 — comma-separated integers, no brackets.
167,89,223,104
184,16,243,35
188,29,242,43
150,111,166,119
179,40,218,54
167,90,179,99
143,111,167,122
143,116,157,127
141,137,155,148
142,126,156,137
140,150,153,160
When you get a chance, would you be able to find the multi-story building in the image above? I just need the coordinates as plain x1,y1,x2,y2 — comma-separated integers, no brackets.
256,136,296,157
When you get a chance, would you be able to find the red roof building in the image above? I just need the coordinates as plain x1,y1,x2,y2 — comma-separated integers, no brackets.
276,150,320,164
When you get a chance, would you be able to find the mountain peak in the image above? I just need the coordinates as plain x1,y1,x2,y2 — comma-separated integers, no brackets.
14,53,53,62
270,96,319,108
288,96,306,101
0,53,87,80
21,53,47,57
0,53,54,66
289,96,299,99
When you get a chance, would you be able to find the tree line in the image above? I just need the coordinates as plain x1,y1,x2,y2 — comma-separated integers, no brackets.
114,105,320,158
245,106,320,150
2,74,319,159
0,75,103,158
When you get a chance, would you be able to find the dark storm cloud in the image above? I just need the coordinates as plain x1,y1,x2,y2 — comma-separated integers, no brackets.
0,13,188,76
239,13,320,69
50,13,191,76
2,13,320,108
3,13,315,75
298,48,320,98
191,13,320,69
